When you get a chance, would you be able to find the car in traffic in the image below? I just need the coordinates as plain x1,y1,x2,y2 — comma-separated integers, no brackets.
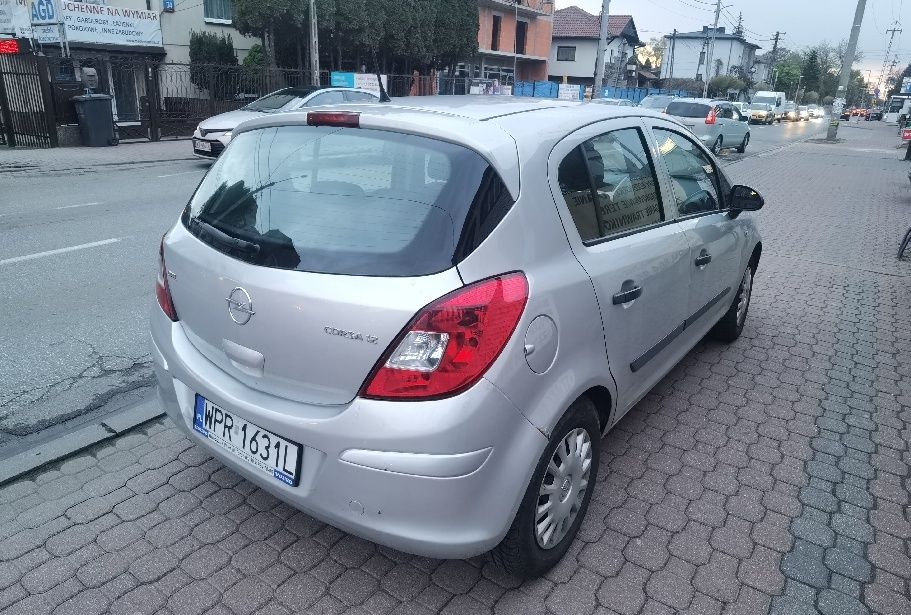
748,102,775,124
192,86,379,158
796,105,810,121
807,104,822,119
840,107,854,120
638,94,677,112
665,98,751,154
867,108,883,121
731,101,749,115
151,97,765,578
590,97,636,106
752,90,786,122
781,102,798,121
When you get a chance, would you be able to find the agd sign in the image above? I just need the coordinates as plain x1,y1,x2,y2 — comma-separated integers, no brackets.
30,0,55,24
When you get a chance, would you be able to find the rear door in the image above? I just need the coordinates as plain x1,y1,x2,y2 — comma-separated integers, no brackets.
647,123,744,334
548,118,693,414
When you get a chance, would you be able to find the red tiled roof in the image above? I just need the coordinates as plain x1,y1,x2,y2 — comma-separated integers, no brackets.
552,6,632,39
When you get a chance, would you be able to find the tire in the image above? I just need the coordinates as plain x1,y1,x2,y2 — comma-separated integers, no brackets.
736,133,749,153
490,397,601,579
711,265,753,343
711,137,723,155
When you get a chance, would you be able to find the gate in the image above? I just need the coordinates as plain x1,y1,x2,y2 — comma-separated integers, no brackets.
0,55,57,148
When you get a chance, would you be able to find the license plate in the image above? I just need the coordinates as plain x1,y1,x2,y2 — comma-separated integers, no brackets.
193,395,302,486
194,139,211,152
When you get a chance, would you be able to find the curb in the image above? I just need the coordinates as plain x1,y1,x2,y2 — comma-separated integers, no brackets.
0,397,165,486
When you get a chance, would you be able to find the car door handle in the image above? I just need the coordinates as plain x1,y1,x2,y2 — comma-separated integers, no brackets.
695,252,712,267
612,282,642,305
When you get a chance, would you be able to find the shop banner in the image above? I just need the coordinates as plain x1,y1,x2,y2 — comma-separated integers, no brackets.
60,1,161,47
330,72,388,95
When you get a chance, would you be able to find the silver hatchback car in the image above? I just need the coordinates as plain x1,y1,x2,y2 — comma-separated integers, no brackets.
151,97,764,577
666,98,751,155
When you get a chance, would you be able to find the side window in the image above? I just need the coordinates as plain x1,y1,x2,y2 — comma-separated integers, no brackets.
345,91,378,102
557,128,664,242
653,128,722,216
718,105,733,119
307,91,346,106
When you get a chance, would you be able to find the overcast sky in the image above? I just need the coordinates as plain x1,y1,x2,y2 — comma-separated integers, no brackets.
557,0,905,80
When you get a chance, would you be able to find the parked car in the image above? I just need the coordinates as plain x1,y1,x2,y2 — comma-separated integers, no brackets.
665,98,751,154
590,97,636,106
797,106,810,121
151,97,765,578
748,103,775,124
638,94,677,112
191,86,379,158
807,104,822,119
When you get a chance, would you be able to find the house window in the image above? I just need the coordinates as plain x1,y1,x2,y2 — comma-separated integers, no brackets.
515,20,528,55
491,14,501,51
204,0,232,21
556,46,576,61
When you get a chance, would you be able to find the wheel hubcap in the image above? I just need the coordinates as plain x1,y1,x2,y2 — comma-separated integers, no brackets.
736,268,752,325
535,427,592,550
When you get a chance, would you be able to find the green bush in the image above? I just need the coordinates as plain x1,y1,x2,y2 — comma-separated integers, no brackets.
189,31,238,100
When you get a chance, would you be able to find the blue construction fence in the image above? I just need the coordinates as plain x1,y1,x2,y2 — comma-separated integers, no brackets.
509,82,694,102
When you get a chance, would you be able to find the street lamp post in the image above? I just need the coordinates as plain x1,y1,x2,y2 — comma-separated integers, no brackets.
796,74,803,102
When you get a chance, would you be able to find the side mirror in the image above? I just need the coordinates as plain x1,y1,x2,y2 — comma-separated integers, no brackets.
740,114,749,122
729,185,764,212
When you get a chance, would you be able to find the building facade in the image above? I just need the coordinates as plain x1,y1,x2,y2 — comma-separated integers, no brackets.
547,6,640,87
465,0,553,85
158,0,258,64
660,26,760,82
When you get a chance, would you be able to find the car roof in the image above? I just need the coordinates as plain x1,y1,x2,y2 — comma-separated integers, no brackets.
670,97,719,105
231,96,673,199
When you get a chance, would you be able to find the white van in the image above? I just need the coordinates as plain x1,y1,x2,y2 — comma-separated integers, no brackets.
752,91,786,122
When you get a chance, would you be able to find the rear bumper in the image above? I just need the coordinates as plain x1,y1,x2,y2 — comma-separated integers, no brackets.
149,307,547,558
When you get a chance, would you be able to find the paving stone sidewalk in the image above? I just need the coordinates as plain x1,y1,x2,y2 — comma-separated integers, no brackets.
0,122,909,615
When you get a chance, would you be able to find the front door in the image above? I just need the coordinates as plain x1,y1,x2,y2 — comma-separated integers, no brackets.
649,125,745,335
549,119,693,417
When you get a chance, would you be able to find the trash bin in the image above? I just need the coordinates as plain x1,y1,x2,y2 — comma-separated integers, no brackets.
73,94,118,147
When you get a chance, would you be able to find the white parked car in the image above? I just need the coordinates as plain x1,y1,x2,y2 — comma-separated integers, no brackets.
192,86,379,158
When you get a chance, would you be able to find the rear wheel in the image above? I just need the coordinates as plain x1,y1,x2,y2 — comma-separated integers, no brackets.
711,137,723,155
711,265,753,343
736,133,750,153
491,397,600,578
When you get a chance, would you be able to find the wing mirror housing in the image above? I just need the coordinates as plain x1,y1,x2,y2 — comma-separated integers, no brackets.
729,185,764,214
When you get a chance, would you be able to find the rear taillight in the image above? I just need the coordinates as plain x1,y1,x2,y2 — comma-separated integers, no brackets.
156,237,178,321
307,111,360,127
705,109,717,125
360,273,528,400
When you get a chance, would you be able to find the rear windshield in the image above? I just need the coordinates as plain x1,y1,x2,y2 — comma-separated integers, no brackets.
665,102,712,118
640,96,673,109
183,125,512,277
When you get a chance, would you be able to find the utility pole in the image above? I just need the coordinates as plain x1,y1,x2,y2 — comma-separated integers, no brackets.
668,29,677,79
702,0,723,98
308,0,320,86
836,0,867,101
769,31,783,85
592,0,612,98
877,22,901,96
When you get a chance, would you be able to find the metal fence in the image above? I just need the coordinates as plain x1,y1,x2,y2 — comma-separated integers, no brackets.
44,58,478,143
0,55,57,148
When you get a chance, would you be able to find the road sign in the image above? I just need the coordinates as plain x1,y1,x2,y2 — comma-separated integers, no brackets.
30,0,55,24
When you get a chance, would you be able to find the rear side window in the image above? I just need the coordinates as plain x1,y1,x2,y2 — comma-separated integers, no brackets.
666,102,712,118
557,127,664,242
184,126,512,276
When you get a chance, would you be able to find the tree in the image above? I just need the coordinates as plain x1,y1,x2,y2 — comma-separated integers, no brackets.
888,62,911,97
637,37,664,71
803,90,819,104
802,50,821,93
431,0,478,73
232,0,305,68
188,31,238,99
708,75,745,98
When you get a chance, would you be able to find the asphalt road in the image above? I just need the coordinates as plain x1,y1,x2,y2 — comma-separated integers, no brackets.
0,117,828,455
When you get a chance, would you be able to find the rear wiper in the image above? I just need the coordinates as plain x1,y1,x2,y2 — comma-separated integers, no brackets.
190,217,260,254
